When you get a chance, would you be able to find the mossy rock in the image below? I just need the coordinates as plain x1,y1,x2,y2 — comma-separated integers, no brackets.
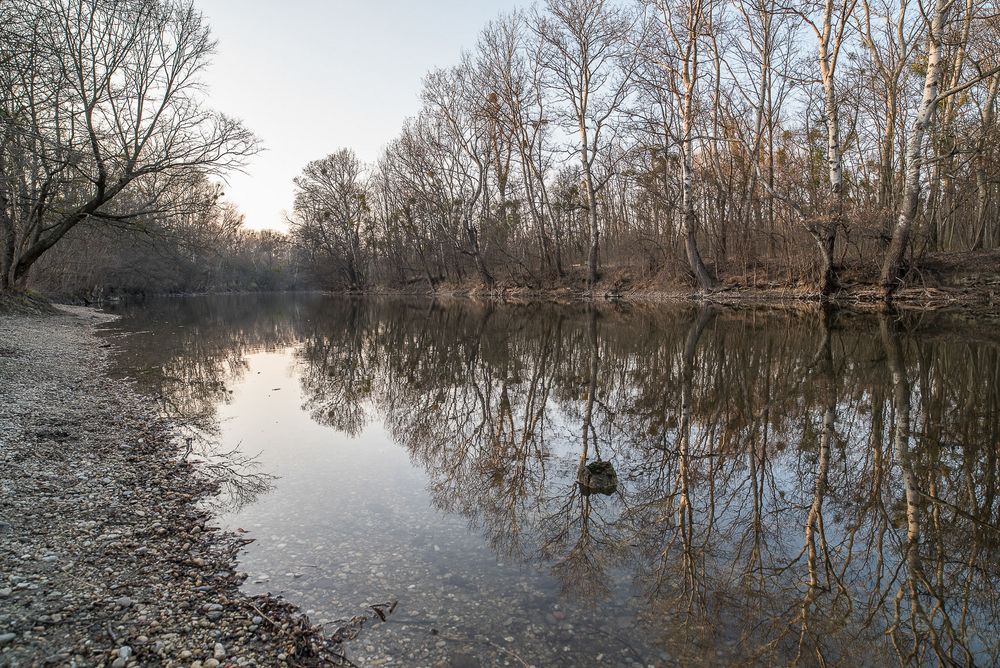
577,460,618,495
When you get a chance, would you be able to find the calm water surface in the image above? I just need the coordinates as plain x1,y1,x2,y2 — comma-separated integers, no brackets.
103,295,1000,667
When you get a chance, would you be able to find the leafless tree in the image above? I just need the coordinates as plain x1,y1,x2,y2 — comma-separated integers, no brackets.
643,0,720,291
532,0,640,289
290,149,370,291
0,0,256,290
880,0,1000,296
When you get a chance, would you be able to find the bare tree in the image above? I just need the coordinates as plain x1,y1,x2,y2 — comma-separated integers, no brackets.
476,12,565,277
290,149,370,291
796,0,859,295
879,0,998,296
279,0,1000,300
644,0,719,291
533,0,639,289
421,64,497,288
0,0,256,290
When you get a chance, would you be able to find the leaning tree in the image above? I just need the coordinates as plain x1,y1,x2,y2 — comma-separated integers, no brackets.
0,0,256,290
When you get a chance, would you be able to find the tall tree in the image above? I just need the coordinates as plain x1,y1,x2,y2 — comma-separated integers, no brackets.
797,0,860,295
879,0,996,296
290,149,370,291
422,64,497,288
0,0,255,290
645,0,719,291
533,0,639,289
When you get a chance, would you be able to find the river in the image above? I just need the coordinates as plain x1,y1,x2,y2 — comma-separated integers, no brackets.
102,294,1000,666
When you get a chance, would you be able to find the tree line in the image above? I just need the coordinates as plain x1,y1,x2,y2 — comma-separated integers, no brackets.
2,0,997,300
290,0,1000,298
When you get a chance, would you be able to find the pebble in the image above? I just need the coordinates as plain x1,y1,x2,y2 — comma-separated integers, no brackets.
213,642,226,660
203,659,220,668
0,633,16,645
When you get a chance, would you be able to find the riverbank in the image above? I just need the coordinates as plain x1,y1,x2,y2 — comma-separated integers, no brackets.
364,250,1000,314
25,250,1000,314
0,307,345,666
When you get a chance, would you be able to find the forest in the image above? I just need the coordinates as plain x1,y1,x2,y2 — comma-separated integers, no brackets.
2,0,999,301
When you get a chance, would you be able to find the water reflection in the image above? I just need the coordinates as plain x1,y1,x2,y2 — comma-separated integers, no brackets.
107,296,1000,666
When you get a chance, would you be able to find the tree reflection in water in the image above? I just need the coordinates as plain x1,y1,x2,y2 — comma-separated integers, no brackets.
109,295,1000,665
105,295,310,510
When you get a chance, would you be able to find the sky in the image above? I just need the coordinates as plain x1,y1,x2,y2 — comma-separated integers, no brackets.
197,0,523,232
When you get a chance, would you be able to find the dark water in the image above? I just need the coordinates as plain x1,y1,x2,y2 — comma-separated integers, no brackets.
102,294,1000,667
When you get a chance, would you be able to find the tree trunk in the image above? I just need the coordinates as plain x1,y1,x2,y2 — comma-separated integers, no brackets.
879,90,897,212
880,0,950,297
465,216,495,289
814,0,845,298
815,230,837,296
678,15,715,294
973,164,990,250
584,167,600,290
347,229,364,291
682,135,715,292
971,73,999,250
820,72,842,296
0,208,13,292
0,148,15,291
552,213,565,278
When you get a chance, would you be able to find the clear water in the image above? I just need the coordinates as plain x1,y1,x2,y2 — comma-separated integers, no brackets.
103,294,1000,667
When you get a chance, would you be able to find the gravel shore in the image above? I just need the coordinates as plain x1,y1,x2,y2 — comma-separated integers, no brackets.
0,306,340,667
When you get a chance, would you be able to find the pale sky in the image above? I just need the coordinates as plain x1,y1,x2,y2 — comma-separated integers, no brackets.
198,0,523,232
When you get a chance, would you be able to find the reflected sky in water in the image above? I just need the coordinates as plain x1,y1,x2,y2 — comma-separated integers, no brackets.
104,295,1000,667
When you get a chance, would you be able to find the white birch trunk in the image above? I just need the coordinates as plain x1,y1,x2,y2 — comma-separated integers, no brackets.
880,0,951,295
680,9,715,293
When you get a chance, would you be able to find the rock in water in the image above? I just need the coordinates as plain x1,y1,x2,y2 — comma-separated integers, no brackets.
577,460,618,495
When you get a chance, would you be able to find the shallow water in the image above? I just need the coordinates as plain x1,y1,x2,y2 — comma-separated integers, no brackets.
104,294,1000,666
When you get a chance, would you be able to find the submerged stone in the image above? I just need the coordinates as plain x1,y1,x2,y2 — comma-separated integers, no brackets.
577,460,618,495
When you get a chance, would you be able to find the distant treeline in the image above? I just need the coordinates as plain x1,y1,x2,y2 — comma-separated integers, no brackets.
30,186,308,298
3,0,999,300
